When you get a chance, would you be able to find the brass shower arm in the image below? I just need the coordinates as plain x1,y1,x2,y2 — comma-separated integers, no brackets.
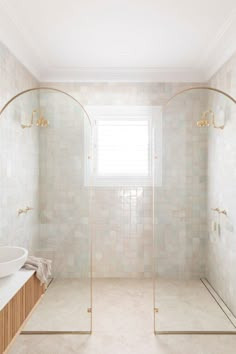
203,110,224,130
208,110,224,130
21,110,37,129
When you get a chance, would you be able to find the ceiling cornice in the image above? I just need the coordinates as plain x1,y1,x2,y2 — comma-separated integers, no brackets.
0,0,45,79
0,0,235,83
198,8,236,81
40,67,206,83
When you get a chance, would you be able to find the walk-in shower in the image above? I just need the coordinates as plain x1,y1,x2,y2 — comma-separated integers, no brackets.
0,88,93,334
153,87,236,334
1,85,236,337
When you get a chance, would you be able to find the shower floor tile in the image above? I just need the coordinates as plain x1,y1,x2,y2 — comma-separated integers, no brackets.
155,278,235,331
8,278,236,354
23,278,91,332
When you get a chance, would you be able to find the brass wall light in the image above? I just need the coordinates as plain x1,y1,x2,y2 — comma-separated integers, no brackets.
21,110,49,129
197,110,224,129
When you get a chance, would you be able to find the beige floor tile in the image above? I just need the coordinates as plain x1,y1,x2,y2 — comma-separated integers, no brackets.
23,279,91,332
8,278,236,354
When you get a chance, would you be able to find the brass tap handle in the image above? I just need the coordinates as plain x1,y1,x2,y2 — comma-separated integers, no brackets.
211,208,227,216
220,209,227,216
17,206,33,215
18,209,24,216
25,206,33,212
211,208,220,213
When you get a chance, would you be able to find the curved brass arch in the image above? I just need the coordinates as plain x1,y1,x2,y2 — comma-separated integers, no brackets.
0,86,94,333
0,86,92,126
164,86,236,107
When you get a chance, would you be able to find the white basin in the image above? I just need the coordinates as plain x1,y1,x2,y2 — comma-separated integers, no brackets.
0,247,28,278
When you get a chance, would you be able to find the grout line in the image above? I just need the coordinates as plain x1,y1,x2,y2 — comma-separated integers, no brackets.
200,278,236,330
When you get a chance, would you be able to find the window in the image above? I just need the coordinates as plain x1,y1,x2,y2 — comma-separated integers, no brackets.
85,106,162,186
96,119,149,176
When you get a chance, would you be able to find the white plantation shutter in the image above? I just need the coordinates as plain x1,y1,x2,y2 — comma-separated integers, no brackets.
84,106,162,187
96,119,149,176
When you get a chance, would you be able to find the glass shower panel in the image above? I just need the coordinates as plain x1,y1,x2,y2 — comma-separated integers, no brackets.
153,88,236,333
0,88,92,333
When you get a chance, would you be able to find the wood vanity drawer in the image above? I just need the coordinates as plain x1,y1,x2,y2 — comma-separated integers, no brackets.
0,274,44,353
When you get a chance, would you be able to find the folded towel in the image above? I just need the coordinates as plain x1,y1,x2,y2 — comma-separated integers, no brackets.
23,256,52,285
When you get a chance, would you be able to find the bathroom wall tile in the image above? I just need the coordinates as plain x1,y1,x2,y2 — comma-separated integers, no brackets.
206,52,236,314
39,81,208,279
0,41,39,252
2,39,235,286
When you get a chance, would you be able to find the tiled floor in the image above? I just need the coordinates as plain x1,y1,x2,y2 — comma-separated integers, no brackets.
155,278,235,331
8,279,236,354
23,279,91,332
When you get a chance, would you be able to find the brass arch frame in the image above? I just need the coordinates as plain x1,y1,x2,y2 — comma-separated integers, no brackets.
0,86,92,126
164,86,236,106
153,85,236,336
0,87,93,335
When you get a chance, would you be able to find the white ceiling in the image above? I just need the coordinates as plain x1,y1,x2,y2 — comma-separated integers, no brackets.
0,0,236,82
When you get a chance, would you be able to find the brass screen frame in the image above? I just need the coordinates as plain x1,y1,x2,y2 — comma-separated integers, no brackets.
153,86,236,335
0,87,93,335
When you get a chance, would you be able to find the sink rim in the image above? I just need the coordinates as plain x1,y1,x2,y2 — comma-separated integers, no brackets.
0,246,28,265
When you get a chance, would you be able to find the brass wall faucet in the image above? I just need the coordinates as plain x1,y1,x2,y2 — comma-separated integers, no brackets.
211,208,227,216
18,206,34,216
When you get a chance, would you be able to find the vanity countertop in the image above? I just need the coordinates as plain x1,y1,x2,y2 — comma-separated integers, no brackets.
0,269,35,311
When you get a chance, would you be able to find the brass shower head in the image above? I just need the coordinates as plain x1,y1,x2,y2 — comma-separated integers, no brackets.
36,115,49,127
196,118,210,127
197,110,224,129
21,110,49,128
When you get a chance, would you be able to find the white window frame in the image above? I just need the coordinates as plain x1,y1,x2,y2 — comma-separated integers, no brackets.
84,106,162,187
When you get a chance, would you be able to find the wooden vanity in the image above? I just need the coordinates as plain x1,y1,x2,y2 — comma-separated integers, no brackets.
0,271,44,353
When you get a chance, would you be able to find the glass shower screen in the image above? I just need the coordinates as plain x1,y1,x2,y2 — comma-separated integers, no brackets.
153,87,236,334
0,88,93,334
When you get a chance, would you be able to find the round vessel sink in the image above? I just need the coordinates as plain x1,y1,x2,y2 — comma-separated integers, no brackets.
0,247,28,278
